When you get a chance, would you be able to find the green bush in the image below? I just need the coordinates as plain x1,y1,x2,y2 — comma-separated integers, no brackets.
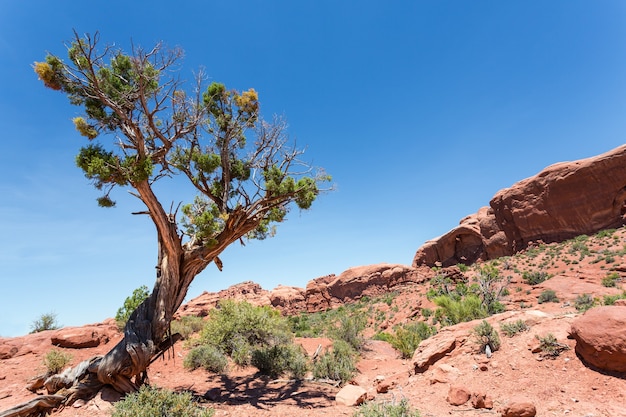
199,300,291,367
171,316,205,340
353,398,421,417
389,322,436,359
330,313,367,351
433,294,487,326
472,320,500,353
115,285,150,330
535,333,569,358
500,319,529,337
537,289,558,304
574,294,596,312
30,312,60,333
43,349,72,374
251,343,309,379
312,340,358,384
601,272,620,288
111,385,213,417
184,345,228,374
522,271,551,285
603,291,626,305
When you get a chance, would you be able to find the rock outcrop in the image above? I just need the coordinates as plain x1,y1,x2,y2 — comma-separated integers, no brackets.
569,305,626,373
414,145,626,267
179,264,428,317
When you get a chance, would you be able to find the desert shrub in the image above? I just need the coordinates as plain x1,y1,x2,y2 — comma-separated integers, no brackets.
574,293,595,312
30,312,60,333
353,398,421,417
601,272,620,288
199,300,291,367
535,333,569,358
111,385,213,417
115,285,150,330
251,343,309,379
603,291,626,305
500,319,529,337
389,322,437,359
421,308,433,318
372,332,394,343
433,294,487,326
184,345,228,374
474,264,508,315
522,271,551,285
288,313,320,338
472,320,500,353
312,340,358,384
171,315,205,340
43,349,72,374
330,312,367,351
537,289,558,304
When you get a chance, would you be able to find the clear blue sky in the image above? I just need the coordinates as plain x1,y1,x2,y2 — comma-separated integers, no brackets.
1,1,625,337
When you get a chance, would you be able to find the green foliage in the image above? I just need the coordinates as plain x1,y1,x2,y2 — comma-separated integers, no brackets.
603,291,626,305
472,320,501,353
522,271,551,285
184,345,228,374
329,313,367,351
198,300,291,367
171,316,205,340
574,293,596,312
36,32,330,248
537,289,559,304
353,398,421,417
601,272,620,287
500,319,529,337
433,294,487,326
115,285,150,330
251,343,309,379
43,349,72,374
535,333,569,358
474,264,508,315
30,312,60,333
312,340,358,385
111,385,213,417
388,322,437,359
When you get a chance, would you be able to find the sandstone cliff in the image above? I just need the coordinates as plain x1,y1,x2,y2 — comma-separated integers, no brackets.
413,145,626,267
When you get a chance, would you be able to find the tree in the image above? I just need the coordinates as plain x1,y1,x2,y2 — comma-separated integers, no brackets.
2,31,330,416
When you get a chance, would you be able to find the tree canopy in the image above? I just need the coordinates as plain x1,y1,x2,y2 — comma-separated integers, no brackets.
34,31,330,256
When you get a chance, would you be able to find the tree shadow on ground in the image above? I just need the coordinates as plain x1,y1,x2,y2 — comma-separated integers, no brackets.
187,373,337,410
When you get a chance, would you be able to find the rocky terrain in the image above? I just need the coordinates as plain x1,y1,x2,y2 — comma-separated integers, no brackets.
2,146,626,417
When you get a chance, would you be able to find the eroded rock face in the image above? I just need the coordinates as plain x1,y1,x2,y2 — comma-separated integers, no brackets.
414,145,626,267
569,306,626,373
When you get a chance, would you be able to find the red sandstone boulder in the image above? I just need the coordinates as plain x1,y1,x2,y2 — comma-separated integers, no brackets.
500,401,537,417
446,385,470,406
414,145,626,267
50,323,116,349
269,285,306,315
176,281,271,317
335,384,367,406
569,306,626,373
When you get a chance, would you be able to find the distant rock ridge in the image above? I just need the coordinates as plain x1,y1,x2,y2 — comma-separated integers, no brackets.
413,145,626,267
177,263,429,317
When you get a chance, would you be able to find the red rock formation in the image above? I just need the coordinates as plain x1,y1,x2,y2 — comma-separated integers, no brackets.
414,145,626,267
569,305,626,373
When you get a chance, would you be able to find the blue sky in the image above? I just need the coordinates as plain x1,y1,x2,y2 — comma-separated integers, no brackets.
1,1,625,337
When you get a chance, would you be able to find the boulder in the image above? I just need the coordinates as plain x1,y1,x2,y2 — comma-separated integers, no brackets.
500,401,537,417
569,306,626,373
446,385,470,406
471,391,493,409
269,285,306,315
50,325,113,349
412,331,458,373
414,145,626,267
335,384,367,406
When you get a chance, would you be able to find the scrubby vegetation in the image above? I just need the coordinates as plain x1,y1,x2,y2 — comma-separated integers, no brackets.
111,385,213,417
115,285,149,330
353,398,421,417
473,320,500,354
312,339,359,384
500,319,529,337
535,333,569,358
43,349,72,374
537,289,559,304
30,312,60,333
